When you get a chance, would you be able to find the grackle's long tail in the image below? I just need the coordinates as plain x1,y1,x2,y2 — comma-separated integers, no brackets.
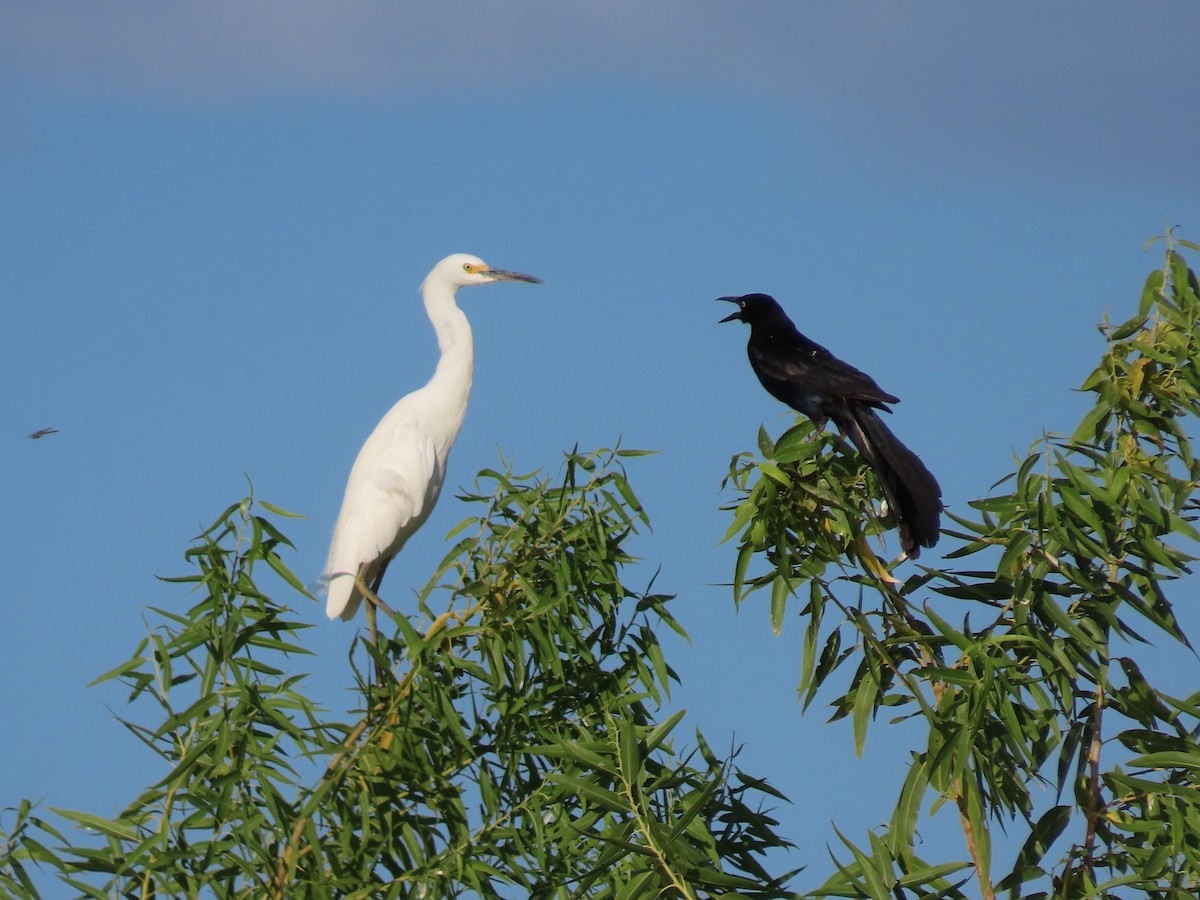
833,407,942,558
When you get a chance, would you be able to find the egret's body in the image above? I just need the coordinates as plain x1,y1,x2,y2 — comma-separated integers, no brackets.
322,253,540,621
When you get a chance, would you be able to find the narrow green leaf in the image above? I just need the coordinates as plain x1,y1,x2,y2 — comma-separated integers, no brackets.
759,461,793,488
617,718,641,794
831,826,894,900
891,753,929,846
545,773,628,814
851,672,875,757
757,424,775,458
258,500,306,519
50,808,140,841
1128,750,1200,771
770,573,789,635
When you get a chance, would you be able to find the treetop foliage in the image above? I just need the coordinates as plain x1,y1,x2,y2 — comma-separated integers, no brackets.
3,448,797,898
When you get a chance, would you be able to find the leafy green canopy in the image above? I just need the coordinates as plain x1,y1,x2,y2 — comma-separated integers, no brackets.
2,450,795,898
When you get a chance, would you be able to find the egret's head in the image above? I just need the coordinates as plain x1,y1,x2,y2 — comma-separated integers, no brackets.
430,252,542,290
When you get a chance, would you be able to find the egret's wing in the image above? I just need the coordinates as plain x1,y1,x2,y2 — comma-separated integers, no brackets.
322,413,443,620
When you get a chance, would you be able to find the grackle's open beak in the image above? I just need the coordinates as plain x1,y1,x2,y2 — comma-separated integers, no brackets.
718,296,743,323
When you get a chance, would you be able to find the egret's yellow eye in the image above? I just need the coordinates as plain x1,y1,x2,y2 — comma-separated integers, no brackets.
462,263,474,272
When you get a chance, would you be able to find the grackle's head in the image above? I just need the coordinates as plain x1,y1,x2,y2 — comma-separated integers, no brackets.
718,293,788,325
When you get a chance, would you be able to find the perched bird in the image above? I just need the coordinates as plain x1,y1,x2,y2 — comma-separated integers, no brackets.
720,292,941,558
322,253,541,621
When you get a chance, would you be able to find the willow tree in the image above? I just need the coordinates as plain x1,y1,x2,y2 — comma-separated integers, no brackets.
1,446,798,898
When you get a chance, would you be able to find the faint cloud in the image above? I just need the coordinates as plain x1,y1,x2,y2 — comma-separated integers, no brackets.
3,1,717,98
4,1,1198,187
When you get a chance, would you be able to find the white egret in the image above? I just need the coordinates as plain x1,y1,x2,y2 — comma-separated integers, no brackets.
322,253,541,621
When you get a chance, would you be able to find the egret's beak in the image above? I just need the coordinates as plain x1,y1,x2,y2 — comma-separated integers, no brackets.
718,296,743,323
487,267,542,284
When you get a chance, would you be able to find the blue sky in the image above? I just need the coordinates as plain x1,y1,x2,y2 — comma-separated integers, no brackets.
4,2,1199,890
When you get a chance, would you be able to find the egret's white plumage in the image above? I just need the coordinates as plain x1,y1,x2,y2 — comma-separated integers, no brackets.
322,253,541,621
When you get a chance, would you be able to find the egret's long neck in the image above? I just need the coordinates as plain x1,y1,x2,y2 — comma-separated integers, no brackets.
421,278,474,430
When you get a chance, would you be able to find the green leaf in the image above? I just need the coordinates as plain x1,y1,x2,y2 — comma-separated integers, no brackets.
830,826,894,900
1071,402,1111,443
721,496,757,545
1128,750,1200,771
759,461,793,488
770,573,789,635
797,581,823,702
851,671,876,757
757,424,775,458
997,531,1033,580
50,809,140,842
890,753,929,847
544,774,628,814
258,500,306,519
617,718,642,792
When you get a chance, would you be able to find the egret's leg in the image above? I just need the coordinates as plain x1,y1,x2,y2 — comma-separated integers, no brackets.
365,595,378,653
356,565,395,617
356,569,395,638
356,565,395,687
